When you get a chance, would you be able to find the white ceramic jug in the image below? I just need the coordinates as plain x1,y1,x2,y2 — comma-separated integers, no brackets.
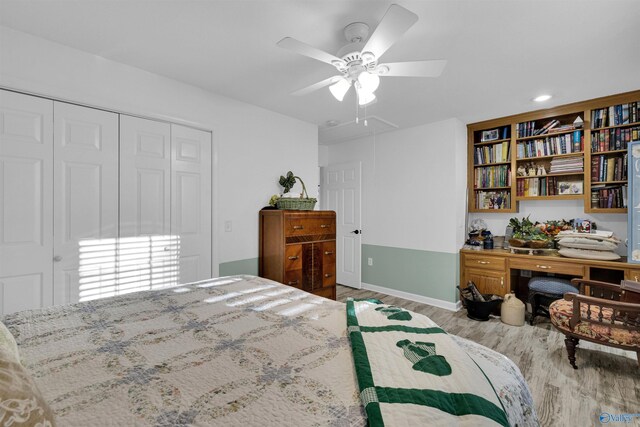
501,292,525,326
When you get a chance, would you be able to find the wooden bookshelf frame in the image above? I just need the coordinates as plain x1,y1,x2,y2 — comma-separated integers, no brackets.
467,89,640,213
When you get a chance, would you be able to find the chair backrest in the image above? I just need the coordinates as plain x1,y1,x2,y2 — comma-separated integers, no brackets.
620,280,640,304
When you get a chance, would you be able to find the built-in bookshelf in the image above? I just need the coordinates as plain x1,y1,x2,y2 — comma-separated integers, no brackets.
471,126,514,211
467,90,640,214
515,112,584,200
586,100,639,212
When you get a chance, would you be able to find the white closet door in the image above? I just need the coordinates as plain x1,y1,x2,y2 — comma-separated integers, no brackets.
0,90,53,315
53,102,118,304
120,115,171,237
171,124,212,283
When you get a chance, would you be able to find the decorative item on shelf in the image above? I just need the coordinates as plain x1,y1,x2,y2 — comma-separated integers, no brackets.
481,129,499,142
573,116,584,129
275,171,317,210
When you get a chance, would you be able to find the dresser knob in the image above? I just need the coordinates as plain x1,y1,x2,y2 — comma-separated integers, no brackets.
288,256,299,260
292,225,304,230
287,280,299,286
324,251,334,255
324,274,332,278
320,224,330,228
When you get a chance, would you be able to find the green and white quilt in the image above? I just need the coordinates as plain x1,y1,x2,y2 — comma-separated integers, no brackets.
347,299,510,426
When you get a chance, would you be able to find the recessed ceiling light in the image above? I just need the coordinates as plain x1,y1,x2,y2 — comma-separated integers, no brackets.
533,94,552,102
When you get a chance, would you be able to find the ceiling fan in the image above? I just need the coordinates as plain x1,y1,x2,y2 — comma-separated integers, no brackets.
277,4,446,106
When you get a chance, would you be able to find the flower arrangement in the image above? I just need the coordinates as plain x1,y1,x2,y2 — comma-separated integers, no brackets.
508,216,572,248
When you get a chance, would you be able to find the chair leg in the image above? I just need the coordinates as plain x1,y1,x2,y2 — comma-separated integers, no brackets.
529,293,537,326
564,337,579,369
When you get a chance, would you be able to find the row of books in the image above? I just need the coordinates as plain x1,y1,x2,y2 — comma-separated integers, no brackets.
591,154,627,183
474,142,510,165
474,190,511,210
549,156,584,174
517,120,536,138
473,165,511,188
591,102,639,128
516,176,561,197
516,131,583,158
591,126,639,152
590,185,627,209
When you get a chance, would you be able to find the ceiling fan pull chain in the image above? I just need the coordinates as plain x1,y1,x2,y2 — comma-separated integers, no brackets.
355,90,359,124
364,103,368,126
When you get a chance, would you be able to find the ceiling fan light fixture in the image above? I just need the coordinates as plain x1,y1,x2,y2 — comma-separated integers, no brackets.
357,72,380,93
329,78,352,101
356,86,376,106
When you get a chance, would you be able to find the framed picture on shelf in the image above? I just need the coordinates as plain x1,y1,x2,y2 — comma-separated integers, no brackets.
481,129,499,142
558,181,583,195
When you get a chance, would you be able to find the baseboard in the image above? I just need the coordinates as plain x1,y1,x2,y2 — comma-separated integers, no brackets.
361,282,462,312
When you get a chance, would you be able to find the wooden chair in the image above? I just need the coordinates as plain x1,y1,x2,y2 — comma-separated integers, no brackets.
549,278,640,369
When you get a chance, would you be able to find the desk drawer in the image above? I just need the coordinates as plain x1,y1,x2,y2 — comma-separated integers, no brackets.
509,258,585,276
464,254,506,271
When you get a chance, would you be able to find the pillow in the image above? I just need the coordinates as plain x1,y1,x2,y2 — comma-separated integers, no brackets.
557,237,619,251
0,348,56,427
558,247,621,260
0,321,20,364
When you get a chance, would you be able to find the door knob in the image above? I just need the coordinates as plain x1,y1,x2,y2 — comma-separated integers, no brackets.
351,229,361,235
53,255,62,262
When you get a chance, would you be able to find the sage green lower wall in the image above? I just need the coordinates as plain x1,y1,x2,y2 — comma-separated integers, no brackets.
362,244,459,303
219,258,258,276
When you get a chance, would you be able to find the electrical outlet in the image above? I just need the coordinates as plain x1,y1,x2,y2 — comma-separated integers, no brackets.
224,221,232,232
368,257,373,266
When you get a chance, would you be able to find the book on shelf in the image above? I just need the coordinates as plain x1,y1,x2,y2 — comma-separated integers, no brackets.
590,184,627,209
534,119,559,135
474,164,511,188
591,126,639,152
591,154,627,182
516,131,583,158
549,155,583,174
474,142,510,165
592,101,639,128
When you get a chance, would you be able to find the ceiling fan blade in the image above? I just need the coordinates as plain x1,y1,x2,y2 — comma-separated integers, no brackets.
362,4,418,60
291,76,344,96
377,60,447,77
277,37,343,66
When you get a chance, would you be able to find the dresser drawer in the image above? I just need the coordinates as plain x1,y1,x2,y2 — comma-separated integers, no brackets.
464,254,506,271
509,258,585,276
284,216,336,237
284,269,302,288
285,245,302,270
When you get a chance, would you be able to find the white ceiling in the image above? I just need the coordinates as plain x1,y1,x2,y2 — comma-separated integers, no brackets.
1,0,639,144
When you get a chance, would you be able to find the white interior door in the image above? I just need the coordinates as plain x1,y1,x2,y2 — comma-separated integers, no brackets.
119,115,175,291
322,161,362,289
120,115,171,237
53,102,118,304
0,90,54,315
171,124,212,283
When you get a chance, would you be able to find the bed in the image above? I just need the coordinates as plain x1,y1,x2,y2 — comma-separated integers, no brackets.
2,275,538,426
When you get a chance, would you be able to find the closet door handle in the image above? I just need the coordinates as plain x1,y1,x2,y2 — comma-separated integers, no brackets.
292,225,304,230
288,256,299,260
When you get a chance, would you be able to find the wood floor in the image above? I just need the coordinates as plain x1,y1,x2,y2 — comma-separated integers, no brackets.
337,285,640,427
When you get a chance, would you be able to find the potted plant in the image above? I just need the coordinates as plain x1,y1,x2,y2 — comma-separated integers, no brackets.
275,171,317,210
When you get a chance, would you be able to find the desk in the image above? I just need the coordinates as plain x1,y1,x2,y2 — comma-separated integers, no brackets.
460,249,640,297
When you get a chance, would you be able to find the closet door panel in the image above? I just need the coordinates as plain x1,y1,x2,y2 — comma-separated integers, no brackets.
171,124,211,282
0,90,53,315
120,115,171,238
53,102,118,304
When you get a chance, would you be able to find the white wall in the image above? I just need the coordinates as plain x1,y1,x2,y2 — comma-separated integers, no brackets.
325,118,467,253
0,26,318,271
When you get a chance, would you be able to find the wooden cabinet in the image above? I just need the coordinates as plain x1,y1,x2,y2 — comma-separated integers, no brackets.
464,268,506,296
468,90,640,214
259,210,336,300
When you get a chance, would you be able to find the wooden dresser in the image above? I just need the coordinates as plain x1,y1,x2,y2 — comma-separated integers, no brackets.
259,210,336,300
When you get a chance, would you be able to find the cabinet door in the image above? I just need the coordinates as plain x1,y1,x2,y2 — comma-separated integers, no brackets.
0,90,54,315
53,102,118,304
465,268,506,296
302,243,321,292
627,270,640,282
171,124,211,283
